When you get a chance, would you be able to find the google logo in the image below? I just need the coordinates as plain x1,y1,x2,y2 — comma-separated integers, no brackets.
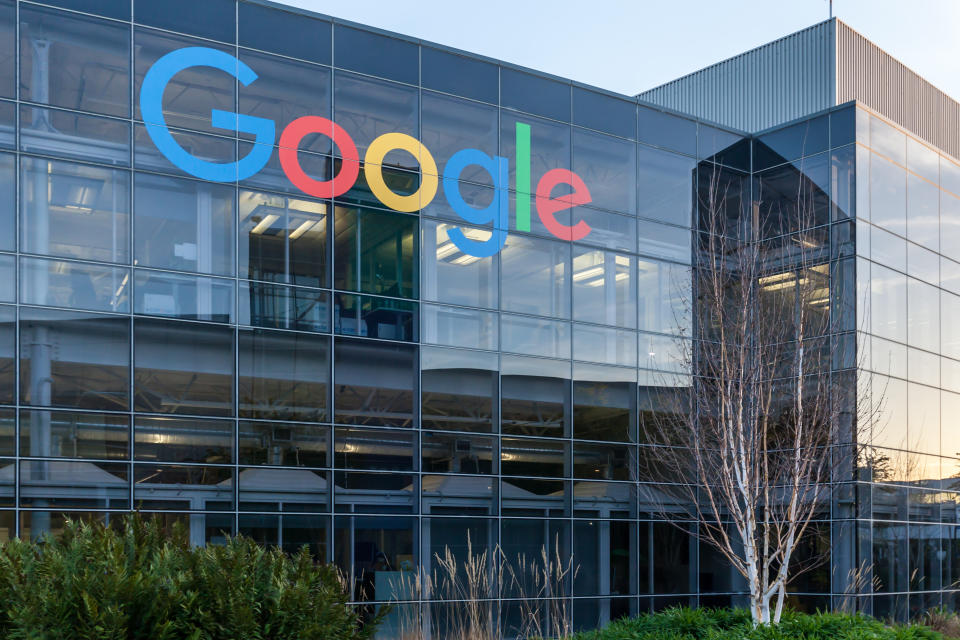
141,47,594,258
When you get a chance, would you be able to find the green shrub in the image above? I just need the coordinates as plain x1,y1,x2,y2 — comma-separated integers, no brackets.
0,514,380,640
573,607,944,640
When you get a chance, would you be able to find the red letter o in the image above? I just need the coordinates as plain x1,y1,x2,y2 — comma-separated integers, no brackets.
279,116,359,198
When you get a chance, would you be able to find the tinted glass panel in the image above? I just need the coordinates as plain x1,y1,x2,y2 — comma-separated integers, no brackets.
421,91,498,185
133,270,234,323
501,354,569,438
637,147,694,226
20,308,129,410
573,128,636,214
20,5,130,117
239,421,329,467
21,409,129,460
135,416,234,464
334,206,417,298
35,0,129,19
573,363,635,442
21,257,130,313
754,115,828,170
239,329,329,421
21,106,130,166
637,108,696,156
135,0,235,43
871,154,907,236
134,319,234,417
0,307,13,404
0,1,13,98
335,427,414,471
0,153,15,251
334,72,419,169
334,26,417,85
500,233,570,319
421,346,496,434
501,112,570,192
573,88,635,139
239,3,331,64
239,282,330,333
333,338,416,427
422,219,498,309
501,68,570,122
421,47,498,104
572,247,635,328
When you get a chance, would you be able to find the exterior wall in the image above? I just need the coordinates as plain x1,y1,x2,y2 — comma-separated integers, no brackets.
637,21,835,135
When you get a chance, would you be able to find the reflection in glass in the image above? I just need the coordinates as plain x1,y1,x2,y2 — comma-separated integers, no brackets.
133,319,233,417
637,147,694,227
238,467,329,513
501,355,569,438
573,325,636,367
135,416,233,464
134,464,232,511
573,363,636,443
239,513,328,559
334,293,417,342
421,304,497,351
334,206,418,299
421,346,496,433
239,282,330,333
334,471,416,514
133,270,234,323
501,234,570,319
572,248,635,328
21,460,129,509
134,173,235,276
422,433,495,474
21,409,128,460
20,308,129,410
239,329,329,421
21,257,129,313
638,259,690,336
20,158,130,263
572,128,636,214
335,427,415,472
501,314,570,360
334,72,418,168
870,154,907,236
333,338,416,428
422,219,497,309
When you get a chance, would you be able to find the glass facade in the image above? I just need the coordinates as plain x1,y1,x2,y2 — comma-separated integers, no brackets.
0,0,954,631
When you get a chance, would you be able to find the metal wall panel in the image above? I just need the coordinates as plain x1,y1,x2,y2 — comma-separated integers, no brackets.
637,20,836,134
835,21,960,159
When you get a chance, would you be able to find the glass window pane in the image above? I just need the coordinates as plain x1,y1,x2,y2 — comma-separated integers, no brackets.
334,26,417,85
20,5,130,117
240,190,328,287
754,116,828,169
239,329,329,422
21,105,130,166
831,145,856,221
422,432,495,473
943,292,960,361
870,116,906,165
573,324,637,367
637,147,694,226
907,242,939,285
421,47,497,104
334,515,416,600
20,409,128,460
20,308,129,410
333,293,417,342
871,264,907,343
239,282,330,333
0,153,11,251
639,331,687,374
134,173,235,276
943,191,960,264
334,471,415,514
334,72,418,169
572,248,635,328
239,3,330,65
239,421,329,468
133,270,235,323
422,219,498,309
0,306,12,405
134,319,233,417
134,29,234,135
0,0,12,98
501,354,569,438
501,234,570,319
335,427,414,471
638,220,691,263
638,259,690,336
501,314,570,359
638,108,696,156
501,68,570,122
907,174,939,251
238,468,329,514
421,91,498,184
135,0,235,43
21,257,130,313
421,346,497,433
570,208,636,253
573,363,636,443
908,278,939,353
871,226,906,273
871,154,907,236
134,464,232,511
22,461,129,509
20,158,130,263
573,128,636,214
135,416,234,464
334,206,417,299
573,88,635,140
238,51,330,151
333,338,416,427
421,303,497,351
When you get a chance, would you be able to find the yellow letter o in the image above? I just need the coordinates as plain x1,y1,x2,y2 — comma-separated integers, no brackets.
363,132,438,213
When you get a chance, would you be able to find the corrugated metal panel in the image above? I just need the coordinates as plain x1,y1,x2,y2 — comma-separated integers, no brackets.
835,21,960,159
637,21,836,133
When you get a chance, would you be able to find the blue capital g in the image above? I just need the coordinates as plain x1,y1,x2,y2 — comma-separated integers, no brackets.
140,47,274,182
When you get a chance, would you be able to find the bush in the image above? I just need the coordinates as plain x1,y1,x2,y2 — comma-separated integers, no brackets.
0,514,380,640
573,607,944,640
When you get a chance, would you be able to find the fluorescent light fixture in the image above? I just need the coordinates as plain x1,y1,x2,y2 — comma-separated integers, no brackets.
289,219,316,240
250,214,279,235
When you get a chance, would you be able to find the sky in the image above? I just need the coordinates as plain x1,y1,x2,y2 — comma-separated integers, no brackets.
281,0,960,99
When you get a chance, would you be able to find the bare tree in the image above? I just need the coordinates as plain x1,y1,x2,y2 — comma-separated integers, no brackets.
640,160,870,625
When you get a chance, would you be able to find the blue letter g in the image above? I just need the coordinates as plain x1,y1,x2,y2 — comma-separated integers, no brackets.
140,47,274,182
